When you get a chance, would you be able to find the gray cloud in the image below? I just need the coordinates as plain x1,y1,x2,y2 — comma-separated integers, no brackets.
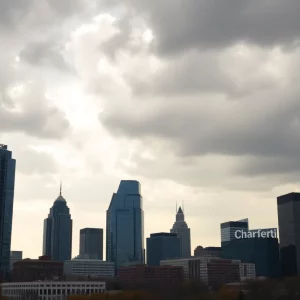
0,82,70,139
127,0,300,54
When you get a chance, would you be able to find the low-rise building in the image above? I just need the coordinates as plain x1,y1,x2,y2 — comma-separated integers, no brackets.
1,281,106,300
12,256,63,282
161,257,255,287
194,246,221,258
64,256,114,279
118,265,183,289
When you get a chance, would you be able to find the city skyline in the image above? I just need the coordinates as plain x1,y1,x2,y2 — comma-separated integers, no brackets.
2,0,299,260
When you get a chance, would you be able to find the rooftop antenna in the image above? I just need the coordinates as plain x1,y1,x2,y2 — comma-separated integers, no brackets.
182,200,184,213
60,181,62,196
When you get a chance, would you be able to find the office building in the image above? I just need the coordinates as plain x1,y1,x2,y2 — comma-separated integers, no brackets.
80,228,103,260
10,251,22,271
118,265,183,289
106,180,144,269
1,281,106,300
160,257,252,287
43,185,73,262
146,233,180,266
64,255,114,278
221,228,280,278
277,192,300,277
12,256,63,282
221,219,249,243
194,246,221,258
170,207,191,258
0,144,16,278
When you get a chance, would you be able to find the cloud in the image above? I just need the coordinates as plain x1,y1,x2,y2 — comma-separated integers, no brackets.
127,0,300,54
0,82,70,138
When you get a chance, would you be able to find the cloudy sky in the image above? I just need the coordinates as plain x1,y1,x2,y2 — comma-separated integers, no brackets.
2,0,300,259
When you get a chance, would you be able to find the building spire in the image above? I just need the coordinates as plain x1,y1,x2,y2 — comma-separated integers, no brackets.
60,181,62,196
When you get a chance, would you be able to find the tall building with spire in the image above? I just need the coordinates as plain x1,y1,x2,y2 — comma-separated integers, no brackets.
106,180,144,269
43,184,72,262
170,206,191,258
0,144,16,278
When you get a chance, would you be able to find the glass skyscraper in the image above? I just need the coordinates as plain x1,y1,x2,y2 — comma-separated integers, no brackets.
170,207,191,258
106,180,144,269
0,144,16,278
277,192,300,277
221,219,249,244
80,228,103,260
43,185,72,262
147,233,180,266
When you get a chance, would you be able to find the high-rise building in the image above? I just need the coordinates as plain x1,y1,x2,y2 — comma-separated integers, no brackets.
146,233,180,266
0,144,16,278
277,192,300,277
106,180,144,269
221,219,249,244
170,207,191,258
10,251,22,271
80,228,103,260
43,185,72,262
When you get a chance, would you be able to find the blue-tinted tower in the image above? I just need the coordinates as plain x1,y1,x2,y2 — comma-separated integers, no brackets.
147,233,180,266
43,184,72,261
0,144,16,278
106,180,144,269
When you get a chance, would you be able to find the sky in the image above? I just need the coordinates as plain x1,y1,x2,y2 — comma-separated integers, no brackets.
1,0,300,259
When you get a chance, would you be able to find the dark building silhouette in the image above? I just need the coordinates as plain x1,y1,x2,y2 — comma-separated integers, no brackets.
106,180,144,269
0,144,16,279
12,256,63,282
80,228,103,260
194,246,221,258
147,233,180,266
277,192,300,277
43,184,72,262
221,237,280,278
118,265,184,289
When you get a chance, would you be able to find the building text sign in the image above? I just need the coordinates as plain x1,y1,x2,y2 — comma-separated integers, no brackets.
235,229,277,239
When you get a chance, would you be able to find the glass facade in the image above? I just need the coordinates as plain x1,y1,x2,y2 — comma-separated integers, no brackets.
220,219,249,243
0,144,16,278
221,236,280,278
43,190,72,262
170,207,191,258
106,180,144,269
80,228,103,260
146,233,180,266
277,193,300,277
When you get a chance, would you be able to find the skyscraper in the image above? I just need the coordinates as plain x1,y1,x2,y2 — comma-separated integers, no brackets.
106,180,144,269
170,207,191,258
277,192,300,277
221,219,249,244
147,233,180,266
0,144,16,278
43,185,72,262
80,228,103,260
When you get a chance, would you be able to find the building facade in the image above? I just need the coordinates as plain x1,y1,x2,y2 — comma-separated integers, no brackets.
194,246,221,258
221,219,249,244
146,233,180,266
0,144,16,278
106,180,144,269
43,186,72,262
221,235,280,278
64,256,114,278
277,192,300,277
10,251,22,271
118,265,183,289
160,257,253,287
12,256,64,282
170,207,191,258
1,281,106,300
80,228,103,260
